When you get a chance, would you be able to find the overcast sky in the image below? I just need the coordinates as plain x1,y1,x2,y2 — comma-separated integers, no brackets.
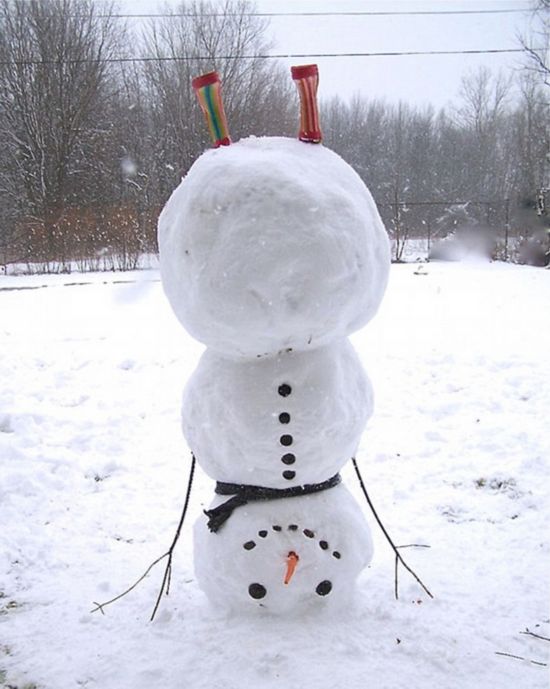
122,0,537,110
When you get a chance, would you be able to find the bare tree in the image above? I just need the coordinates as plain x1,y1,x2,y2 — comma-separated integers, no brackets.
321,68,548,262
511,74,549,200
455,67,511,137
519,0,550,87
452,68,513,202
141,0,294,199
0,0,121,267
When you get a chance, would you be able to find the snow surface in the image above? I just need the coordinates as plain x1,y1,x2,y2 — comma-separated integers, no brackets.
1,260,549,689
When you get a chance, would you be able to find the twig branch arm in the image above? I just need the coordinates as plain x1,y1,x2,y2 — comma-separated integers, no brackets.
149,452,197,621
351,457,434,600
91,552,169,615
91,453,197,621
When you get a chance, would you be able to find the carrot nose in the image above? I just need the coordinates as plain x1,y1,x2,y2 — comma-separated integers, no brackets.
284,551,300,585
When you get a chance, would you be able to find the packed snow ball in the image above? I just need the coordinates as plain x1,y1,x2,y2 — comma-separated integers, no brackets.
193,484,373,615
181,340,373,488
158,136,390,357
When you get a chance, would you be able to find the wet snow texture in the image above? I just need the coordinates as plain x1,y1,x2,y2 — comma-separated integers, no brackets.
1,262,549,689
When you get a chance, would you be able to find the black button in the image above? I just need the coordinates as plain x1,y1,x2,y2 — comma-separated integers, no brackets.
281,453,296,465
272,525,282,532
332,551,341,559
282,470,296,480
278,384,292,397
280,434,293,446
258,530,268,538
319,540,329,550
303,529,315,538
288,524,298,531
243,541,256,550
316,580,332,596
248,583,267,599
279,412,291,424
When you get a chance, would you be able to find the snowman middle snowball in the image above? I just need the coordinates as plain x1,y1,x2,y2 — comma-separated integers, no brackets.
158,134,390,614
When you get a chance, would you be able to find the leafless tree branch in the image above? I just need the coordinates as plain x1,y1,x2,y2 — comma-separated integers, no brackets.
495,651,548,667
520,629,550,642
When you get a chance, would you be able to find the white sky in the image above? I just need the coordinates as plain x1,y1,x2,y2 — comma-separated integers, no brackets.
121,0,537,109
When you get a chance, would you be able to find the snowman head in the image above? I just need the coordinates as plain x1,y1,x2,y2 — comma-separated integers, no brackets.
193,486,373,614
158,68,390,358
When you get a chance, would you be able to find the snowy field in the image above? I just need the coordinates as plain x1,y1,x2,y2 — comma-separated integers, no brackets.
1,260,549,689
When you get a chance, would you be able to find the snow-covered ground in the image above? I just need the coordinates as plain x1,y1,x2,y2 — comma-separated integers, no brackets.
1,260,548,689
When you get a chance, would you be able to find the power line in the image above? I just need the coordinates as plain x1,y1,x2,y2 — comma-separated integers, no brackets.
0,47,533,66
90,9,531,18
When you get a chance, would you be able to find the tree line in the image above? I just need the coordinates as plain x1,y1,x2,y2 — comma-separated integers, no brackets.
0,0,548,271
324,69,549,262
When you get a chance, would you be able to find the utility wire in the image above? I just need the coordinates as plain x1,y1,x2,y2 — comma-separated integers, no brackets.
0,47,533,66
89,9,531,18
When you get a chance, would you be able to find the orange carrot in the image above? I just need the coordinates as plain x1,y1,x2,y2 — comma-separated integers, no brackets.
284,551,300,585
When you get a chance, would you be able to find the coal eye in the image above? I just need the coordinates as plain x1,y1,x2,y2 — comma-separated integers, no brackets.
315,580,332,596
248,583,267,599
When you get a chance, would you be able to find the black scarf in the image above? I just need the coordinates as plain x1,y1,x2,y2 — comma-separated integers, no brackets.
204,473,341,533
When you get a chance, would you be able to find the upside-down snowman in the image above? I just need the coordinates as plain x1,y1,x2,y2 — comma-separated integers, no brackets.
158,66,390,613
